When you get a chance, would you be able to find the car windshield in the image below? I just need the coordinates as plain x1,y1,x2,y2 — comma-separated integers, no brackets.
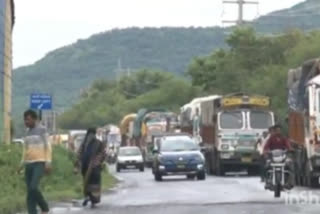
160,138,199,152
250,111,273,129
220,111,243,129
119,148,141,156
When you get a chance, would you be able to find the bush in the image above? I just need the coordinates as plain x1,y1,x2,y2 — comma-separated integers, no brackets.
0,144,115,214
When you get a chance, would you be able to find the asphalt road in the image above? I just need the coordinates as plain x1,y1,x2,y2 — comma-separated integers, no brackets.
50,166,320,214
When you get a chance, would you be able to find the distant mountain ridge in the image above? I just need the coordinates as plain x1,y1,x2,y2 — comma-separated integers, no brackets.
13,0,320,115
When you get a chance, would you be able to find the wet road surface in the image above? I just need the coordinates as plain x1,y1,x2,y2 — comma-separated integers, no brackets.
50,166,320,214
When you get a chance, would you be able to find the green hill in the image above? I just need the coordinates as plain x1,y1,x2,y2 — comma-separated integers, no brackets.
13,0,320,117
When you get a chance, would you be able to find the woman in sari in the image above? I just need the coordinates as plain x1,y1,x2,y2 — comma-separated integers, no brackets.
75,128,106,208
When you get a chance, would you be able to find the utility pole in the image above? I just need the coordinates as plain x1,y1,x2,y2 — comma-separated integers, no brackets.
223,0,259,25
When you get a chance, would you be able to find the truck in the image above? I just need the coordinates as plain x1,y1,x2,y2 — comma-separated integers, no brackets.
132,108,179,164
287,58,320,187
119,114,137,147
67,130,87,152
180,96,220,135
188,93,275,175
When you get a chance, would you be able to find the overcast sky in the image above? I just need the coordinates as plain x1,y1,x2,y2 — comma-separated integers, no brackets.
13,0,304,68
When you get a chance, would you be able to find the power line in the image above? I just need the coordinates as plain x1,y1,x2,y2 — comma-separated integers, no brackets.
222,0,259,25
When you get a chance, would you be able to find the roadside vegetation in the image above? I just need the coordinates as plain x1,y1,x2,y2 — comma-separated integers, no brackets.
58,70,202,129
59,27,320,129
0,144,116,214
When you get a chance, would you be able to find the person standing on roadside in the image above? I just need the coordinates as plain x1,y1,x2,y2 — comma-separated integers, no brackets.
75,128,106,208
20,110,52,214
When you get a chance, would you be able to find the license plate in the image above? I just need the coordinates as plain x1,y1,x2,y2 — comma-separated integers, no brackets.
177,165,185,169
241,157,252,163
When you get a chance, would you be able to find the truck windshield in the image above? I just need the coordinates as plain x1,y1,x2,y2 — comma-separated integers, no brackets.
220,111,243,129
249,111,273,129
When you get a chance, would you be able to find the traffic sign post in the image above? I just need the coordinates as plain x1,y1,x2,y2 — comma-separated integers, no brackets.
30,93,53,110
30,93,53,121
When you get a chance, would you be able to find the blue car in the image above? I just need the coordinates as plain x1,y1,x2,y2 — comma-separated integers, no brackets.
152,136,206,181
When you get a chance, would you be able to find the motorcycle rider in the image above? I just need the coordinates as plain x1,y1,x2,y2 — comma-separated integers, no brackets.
263,125,294,189
263,125,291,152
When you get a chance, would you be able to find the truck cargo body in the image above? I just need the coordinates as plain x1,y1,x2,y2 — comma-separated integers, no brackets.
288,59,320,187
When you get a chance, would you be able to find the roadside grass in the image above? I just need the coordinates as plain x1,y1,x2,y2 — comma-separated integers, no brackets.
0,144,116,214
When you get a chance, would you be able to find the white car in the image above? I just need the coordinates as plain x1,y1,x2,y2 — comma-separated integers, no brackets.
116,146,144,172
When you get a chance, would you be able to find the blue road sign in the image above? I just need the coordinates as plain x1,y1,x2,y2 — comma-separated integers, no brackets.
30,93,52,110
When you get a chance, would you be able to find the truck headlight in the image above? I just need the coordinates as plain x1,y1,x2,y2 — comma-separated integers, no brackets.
221,144,230,150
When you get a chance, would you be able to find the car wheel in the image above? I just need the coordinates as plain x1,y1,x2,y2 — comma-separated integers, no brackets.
197,171,206,180
154,172,162,181
140,165,145,172
187,174,196,180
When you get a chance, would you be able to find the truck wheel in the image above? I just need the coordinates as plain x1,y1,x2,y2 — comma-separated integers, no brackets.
154,172,162,181
310,177,319,188
205,152,214,175
248,166,259,176
216,156,225,176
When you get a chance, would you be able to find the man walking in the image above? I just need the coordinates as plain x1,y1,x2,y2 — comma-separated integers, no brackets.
21,110,52,214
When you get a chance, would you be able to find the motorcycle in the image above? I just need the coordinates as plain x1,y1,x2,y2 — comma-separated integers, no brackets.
265,149,293,198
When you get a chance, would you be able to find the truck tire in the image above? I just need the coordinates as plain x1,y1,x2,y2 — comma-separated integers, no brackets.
303,161,319,188
248,166,259,176
310,177,319,188
216,155,225,176
205,152,214,175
